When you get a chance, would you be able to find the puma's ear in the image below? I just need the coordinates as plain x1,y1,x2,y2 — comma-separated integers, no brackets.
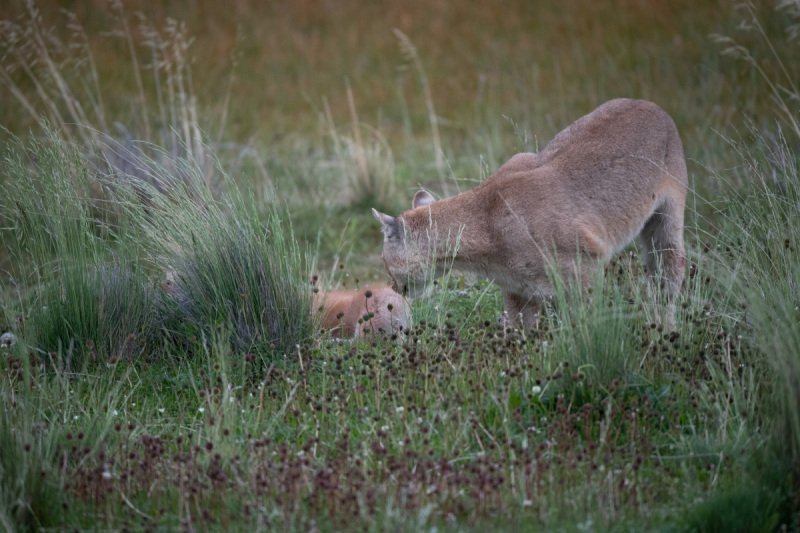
412,189,435,209
372,208,402,240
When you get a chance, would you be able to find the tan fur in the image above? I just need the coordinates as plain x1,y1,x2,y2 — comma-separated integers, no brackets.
373,99,687,327
312,286,411,339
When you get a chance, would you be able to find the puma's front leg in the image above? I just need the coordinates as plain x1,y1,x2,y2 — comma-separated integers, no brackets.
502,290,541,330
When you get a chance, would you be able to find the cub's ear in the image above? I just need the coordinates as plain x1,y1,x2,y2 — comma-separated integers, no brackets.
372,208,402,240
412,189,435,209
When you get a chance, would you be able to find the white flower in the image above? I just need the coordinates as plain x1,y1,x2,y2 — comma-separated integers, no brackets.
198,406,205,414
0,332,16,349
381,425,390,432
532,385,542,395
395,406,405,414
111,409,119,417
158,407,165,414
72,415,79,421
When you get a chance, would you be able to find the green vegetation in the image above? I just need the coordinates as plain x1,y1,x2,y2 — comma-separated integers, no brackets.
1,0,798,530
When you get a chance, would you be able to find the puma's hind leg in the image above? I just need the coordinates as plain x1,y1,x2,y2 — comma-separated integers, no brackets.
641,124,688,303
637,198,686,298
637,196,686,328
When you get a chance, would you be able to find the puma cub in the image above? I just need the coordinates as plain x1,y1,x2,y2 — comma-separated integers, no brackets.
312,286,411,339
373,98,687,327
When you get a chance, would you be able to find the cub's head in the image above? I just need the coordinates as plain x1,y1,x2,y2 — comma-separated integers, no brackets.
372,190,436,298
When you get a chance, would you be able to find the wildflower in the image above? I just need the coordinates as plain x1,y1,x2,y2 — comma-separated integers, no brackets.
198,407,205,414
395,406,405,414
0,332,16,349
158,407,165,413
532,385,542,395
111,409,119,417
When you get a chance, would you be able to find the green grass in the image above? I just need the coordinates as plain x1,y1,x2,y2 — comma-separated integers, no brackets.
1,0,799,530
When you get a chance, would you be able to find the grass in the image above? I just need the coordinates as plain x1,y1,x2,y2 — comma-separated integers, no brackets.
1,0,799,530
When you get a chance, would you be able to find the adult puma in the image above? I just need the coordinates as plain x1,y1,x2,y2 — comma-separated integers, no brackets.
372,98,687,327
312,286,411,339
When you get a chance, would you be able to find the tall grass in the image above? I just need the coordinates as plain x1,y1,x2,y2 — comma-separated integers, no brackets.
708,1,800,495
110,140,313,355
0,131,156,365
0,1,208,161
712,128,800,479
0,0,314,364
0,376,65,530
0,129,312,365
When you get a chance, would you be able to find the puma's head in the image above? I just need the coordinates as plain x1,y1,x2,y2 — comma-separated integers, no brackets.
372,190,436,298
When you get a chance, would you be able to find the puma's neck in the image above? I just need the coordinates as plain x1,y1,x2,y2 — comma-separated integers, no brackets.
400,189,493,264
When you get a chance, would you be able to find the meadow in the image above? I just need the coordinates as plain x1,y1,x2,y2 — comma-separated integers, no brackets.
0,0,799,530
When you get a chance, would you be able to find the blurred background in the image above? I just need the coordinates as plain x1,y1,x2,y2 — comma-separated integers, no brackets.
1,0,796,278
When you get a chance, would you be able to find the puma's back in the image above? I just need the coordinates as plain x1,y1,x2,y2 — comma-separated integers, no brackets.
473,98,687,262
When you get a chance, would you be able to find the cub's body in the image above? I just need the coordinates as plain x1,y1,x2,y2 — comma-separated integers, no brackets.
312,286,411,338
